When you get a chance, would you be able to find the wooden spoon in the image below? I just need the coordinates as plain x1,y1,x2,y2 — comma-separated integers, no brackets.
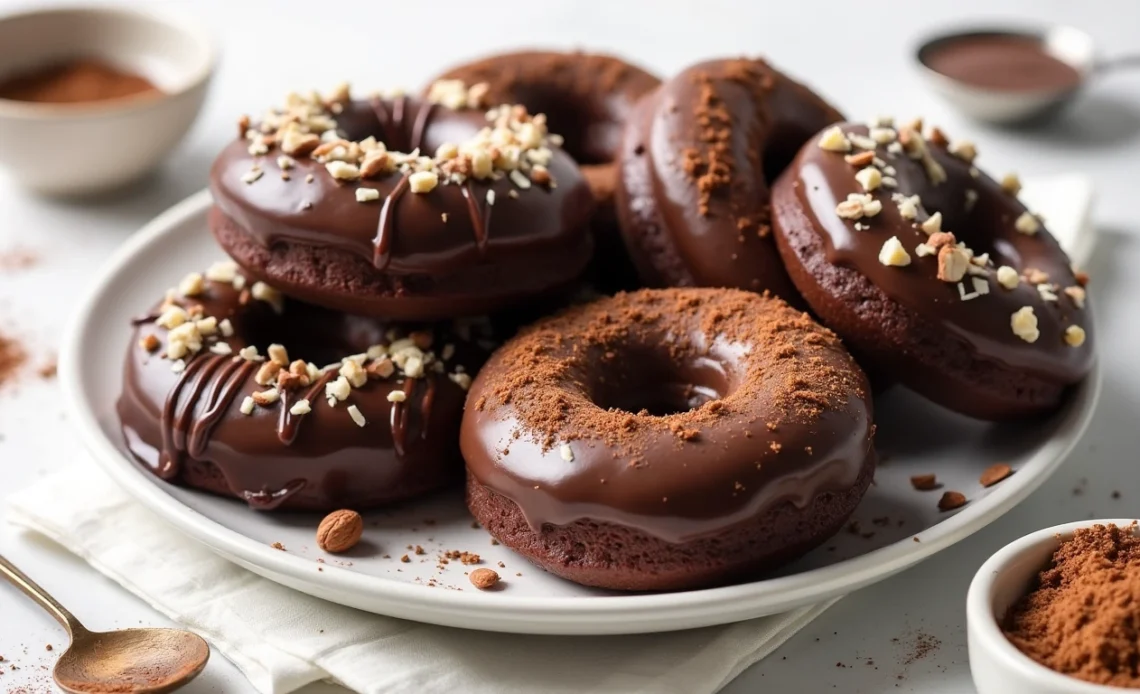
0,554,209,693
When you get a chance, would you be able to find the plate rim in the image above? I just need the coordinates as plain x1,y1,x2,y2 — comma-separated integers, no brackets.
58,188,1102,634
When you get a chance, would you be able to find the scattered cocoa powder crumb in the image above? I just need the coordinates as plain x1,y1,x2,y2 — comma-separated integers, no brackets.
937,491,967,511
37,358,56,380
0,247,37,271
414,545,425,555
1003,523,1140,687
979,463,1013,487
910,474,939,491
270,542,285,551
1112,491,1122,500
0,332,27,390
903,632,941,665
43,645,50,652
400,554,410,563
469,568,500,590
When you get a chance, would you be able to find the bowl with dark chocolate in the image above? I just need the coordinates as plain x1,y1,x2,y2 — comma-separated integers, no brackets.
0,5,215,195
915,25,1094,124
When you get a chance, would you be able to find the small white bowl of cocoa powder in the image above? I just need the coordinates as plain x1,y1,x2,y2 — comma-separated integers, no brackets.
968,519,1140,693
0,5,215,195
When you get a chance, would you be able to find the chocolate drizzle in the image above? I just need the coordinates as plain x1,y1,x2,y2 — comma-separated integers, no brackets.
460,181,493,253
118,276,492,511
372,173,410,270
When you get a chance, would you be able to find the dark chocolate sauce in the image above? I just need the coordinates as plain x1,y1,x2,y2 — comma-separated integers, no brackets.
924,35,1083,92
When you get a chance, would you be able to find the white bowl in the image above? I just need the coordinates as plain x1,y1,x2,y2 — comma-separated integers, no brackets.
967,519,1139,693
916,25,1095,124
0,6,216,195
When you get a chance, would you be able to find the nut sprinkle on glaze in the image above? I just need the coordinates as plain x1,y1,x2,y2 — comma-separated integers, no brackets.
209,81,595,320
117,264,495,512
772,117,1095,419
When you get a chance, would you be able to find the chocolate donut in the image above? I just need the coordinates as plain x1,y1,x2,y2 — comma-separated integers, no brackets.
461,288,875,591
771,119,1094,419
615,58,842,298
117,261,492,511
210,83,595,320
431,51,661,290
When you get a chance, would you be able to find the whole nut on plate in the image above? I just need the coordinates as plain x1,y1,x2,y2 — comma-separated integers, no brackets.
316,509,364,553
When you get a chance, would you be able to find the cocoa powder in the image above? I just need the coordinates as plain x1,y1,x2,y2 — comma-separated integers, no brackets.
1003,523,1140,686
0,331,26,390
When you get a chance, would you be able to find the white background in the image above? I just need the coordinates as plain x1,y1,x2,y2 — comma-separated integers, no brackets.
0,0,1138,691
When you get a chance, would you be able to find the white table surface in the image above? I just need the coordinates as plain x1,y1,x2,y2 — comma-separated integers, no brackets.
0,0,1137,691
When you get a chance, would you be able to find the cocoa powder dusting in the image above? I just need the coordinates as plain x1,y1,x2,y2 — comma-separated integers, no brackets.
0,331,27,390
1003,523,1140,686
476,288,864,459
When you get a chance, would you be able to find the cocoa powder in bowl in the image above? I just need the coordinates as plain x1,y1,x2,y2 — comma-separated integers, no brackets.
1003,523,1140,687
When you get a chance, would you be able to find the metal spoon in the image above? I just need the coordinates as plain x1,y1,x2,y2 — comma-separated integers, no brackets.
0,554,209,694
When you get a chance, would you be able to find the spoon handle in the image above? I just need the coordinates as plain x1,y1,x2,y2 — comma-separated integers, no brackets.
1094,53,1140,74
0,554,85,637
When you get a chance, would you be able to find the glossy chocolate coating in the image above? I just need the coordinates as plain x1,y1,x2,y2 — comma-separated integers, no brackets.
772,122,1093,417
615,58,843,297
461,288,874,544
210,96,595,319
117,275,488,511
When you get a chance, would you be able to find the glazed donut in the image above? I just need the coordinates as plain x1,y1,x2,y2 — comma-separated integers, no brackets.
771,119,1094,419
615,58,842,298
461,288,875,591
431,51,661,290
117,261,492,511
210,82,594,320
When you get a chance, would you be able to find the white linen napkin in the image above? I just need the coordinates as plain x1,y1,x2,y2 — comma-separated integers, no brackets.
6,465,837,694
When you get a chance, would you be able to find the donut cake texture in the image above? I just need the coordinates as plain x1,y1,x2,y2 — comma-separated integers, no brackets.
118,261,492,511
616,58,842,298
771,119,1094,419
461,289,875,591
210,81,595,320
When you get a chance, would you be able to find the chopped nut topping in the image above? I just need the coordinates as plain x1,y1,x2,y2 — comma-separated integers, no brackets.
326,376,351,402
927,127,949,147
252,389,280,406
239,345,264,362
937,245,971,282
409,170,439,193
1011,306,1040,343
972,277,991,296
178,273,205,297
449,372,472,390
170,359,186,374
387,390,407,403
560,444,574,462
1015,211,1041,235
267,344,289,366
1064,285,1086,309
893,193,920,220
139,334,160,352
219,318,234,338
869,127,897,144
241,168,264,184
239,396,255,415
878,236,911,267
209,342,232,356
948,139,977,163
855,166,882,192
920,212,943,235
326,161,361,181
1037,283,1059,302
251,282,284,313
156,306,188,330
848,133,876,150
1001,173,1022,196
844,151,875,167
347,404,366,427
964,189,978,212
355,188,380,203
1023,268,1050,285
818,125,851,152
1064,325,1086,347
926,231,956,250
996,266,1020,289
915,242,936,257
205,260,238,283
836,193,881,220
255,361,281,386
289,399,312,415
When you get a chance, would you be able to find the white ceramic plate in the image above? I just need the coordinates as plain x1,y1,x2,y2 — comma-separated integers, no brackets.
60,186,1100,635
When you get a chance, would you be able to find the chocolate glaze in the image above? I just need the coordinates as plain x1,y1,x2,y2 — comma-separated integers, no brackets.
118,274,490,511
922,35,1083,92
461,289,874,544
615,58,843,297
775,122,1093,391
209,96,595,318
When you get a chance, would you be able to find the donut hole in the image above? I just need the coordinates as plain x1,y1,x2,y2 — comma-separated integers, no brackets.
591,347,731,416
762,123,824,185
